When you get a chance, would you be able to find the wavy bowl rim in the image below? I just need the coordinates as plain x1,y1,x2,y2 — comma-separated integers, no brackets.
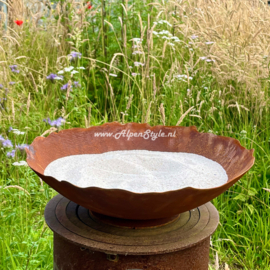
26,122,255,195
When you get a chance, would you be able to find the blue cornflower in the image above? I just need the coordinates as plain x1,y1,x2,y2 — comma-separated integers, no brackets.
43,117,65,127
69,51,82,62
73,81,81,88
9,65,20,73
46,73,63,82
8,127,13,132
2,139,13,148
7,150,16,158
61,83,73,91
9,82,16,85
16,144,30,152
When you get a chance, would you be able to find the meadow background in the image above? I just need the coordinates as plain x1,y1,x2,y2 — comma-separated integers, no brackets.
0,0,270,269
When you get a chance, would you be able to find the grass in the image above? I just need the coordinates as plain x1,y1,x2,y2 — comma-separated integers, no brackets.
0,0,270,269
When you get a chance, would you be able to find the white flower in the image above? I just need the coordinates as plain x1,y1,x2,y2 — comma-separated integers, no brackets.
70,70,79,74
58,70,64,74
77,67,85,70
205,41,214,45
109,73,117,77
54,76,63,80
200,57,207,60
12,129,25,135
168,42,175,47
130,38,143,43
132,51,144,55
154,20,172,27
12,161,28,166
134,62,145,67
64,66,74,72
132,73,140,76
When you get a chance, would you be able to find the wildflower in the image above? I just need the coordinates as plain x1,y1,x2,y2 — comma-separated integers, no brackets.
77,67,85,70
69,51,82,61
64,66,74,72
46,73,63,82
171,36,180,42
16,144,30,152
13,161,28,166
61,83,73,91
2,139,13,148
130,38,143,43
132,73,140,77
205,41,214,45
7,150,16,158
9,65,20,73
9,82,16,85
86,2,92,9
11,129,25,135
0,84,3,89
132,51,144,55
200,57,207,60
154,20,172,27
109,73,117,77
191,35,198,39
15,20,23,26
8,127,13,132
187,89,190,92
206,59,215,62
73,81,81,88
70,70,79,74
58,70,64,74
43,117,65,127
174,74,193,81
134,62,145,67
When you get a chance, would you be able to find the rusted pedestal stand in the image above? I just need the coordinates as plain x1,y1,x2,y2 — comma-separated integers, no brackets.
45,194,219,270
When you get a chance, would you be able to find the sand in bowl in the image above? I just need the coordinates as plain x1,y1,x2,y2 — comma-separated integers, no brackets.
44,150,228,193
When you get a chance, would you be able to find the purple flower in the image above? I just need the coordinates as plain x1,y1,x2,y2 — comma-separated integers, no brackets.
43,117,65,127
0,84,3,89
7,150,16,158
8,127,13,132
9,65,20,73
0,135,5,142
16,144,30,152
9,82,16,85
73,81,81,88
2,139,13,148
46,73,63,82
69,51,82,61
61,83,73,91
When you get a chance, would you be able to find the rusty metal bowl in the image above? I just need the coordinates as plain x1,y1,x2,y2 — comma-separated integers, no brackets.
26,122,255,220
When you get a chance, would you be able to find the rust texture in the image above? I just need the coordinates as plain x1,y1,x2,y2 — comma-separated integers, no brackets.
45,195,219,270
53,233,210,270
27,122,255,220
45,194,219,255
